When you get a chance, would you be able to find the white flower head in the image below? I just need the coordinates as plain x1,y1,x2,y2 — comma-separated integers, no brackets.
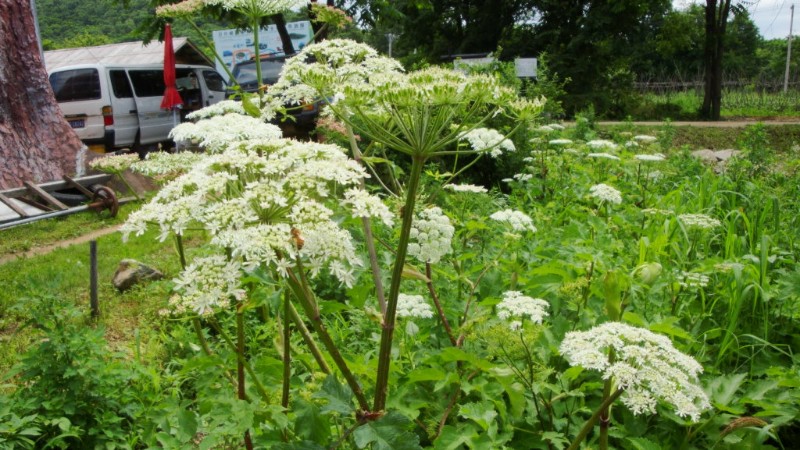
634,135,658,143
677,271,710,289
589,183,622,205
458,127,515,158
170,255,246,316
90,153,139,173
635,153,666,162
342,188,395,226
489,209,537,233
587,152,621,161
678,213,721,231
587,139,619,151
170,113,282,152
559,322,710,421
407,206,454,264
444,183,488,194
497,291,549,325
396,294,434,319
549,138,573,146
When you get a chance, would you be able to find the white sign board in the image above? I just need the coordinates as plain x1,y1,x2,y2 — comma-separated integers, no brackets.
212,21,312,80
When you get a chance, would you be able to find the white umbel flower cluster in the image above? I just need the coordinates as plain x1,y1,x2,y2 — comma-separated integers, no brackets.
89,153,139,173
497,291,549,325
170,255,246,316
458,127,516,158
407,206,455,264
589,183,623,205
586,139,619,151
677,271,710,289
634,135,658,143
549,138,573,146
444,184,488,194
489,209,537,233
170,113,283,153
342,188,395,226
559,322,710,421
678,213,722,231
587,152,620,161
634,153,666,162
396,294,434,319
186,100,246,120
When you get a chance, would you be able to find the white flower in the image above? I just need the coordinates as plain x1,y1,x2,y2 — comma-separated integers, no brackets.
186,100,246,120
396,294,434,319
678,213,721,231
170,255,246,316
513,173,533,182
538,125,554,132
677,271,710,289
407,206,454,264
89,153,139,173
634,135,658,143
444,184,487,194
635,153,666,162
587,152,620,161
497,291,549,325
548,123,565,130
549,138,573,146
589,183,622,205
458,127,515,158
560,322,710,421
587,139,618,150
489,209,537,232
170,113,282,152
342,188,395,226
131,151,207,177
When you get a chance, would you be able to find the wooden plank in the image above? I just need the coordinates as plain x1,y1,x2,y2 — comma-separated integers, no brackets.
0,174,112,199
0,192,29,217
62,175,95,197
24,181,69,210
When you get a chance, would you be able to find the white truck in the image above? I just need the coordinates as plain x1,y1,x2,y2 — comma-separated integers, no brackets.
48,64,227,153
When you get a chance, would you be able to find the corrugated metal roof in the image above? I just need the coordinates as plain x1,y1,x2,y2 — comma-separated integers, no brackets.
44,38,213,70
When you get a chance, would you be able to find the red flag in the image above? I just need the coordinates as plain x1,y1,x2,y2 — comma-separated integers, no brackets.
160,23,183,110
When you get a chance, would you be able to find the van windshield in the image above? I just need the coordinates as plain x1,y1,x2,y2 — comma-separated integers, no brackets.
49,69,101,102
232,59,284,85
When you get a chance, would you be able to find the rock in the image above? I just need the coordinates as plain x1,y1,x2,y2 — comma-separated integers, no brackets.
112,259,164,292
691,149,743,173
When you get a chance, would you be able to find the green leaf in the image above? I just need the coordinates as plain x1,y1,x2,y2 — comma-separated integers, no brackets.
176,409,197,442
458,401,497,431
272,442,326,450
649,317,691,341
438,347,493,370
708,373,747,411
241,92,262,117
293,399,330,443
353,412,422,450
313,375,354,415
406,367,447,383
434,424,474,450
542,431,570,449
626,436,663,450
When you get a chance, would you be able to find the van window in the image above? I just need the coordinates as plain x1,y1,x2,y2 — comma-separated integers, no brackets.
203,70,226,91
109,70,133,98
128,70,165,97
49,69,101,102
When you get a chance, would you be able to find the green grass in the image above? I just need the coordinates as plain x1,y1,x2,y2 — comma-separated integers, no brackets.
0,205,208,372
634,90,800,120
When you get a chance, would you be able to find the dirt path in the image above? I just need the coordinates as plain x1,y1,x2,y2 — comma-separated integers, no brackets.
595,120,800,127
0,224,122,265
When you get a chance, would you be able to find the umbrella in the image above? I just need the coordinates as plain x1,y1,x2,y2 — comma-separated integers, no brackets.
161,23,183,150
160,23,183,111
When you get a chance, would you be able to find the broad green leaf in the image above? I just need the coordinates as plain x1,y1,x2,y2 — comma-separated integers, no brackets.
313,375,354,415
434,424,474,450
438,347,493,370
650,317,691,341
406,367,447,383
542,431,570,449
293,399,330,443
353,411,422,450
241,93,261,117
176,409,197,442
707,373,747,410
626,436,663,450
272,442,326,450
458,401,497,431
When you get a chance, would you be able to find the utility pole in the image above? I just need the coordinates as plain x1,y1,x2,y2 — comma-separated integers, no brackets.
784,4,794,93
387,33,397,57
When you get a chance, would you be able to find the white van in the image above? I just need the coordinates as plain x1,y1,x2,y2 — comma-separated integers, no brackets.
48,64,227,152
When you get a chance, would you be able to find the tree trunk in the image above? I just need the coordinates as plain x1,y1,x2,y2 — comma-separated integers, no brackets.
701,0,732,120
0,1,84,190
271,13,296,55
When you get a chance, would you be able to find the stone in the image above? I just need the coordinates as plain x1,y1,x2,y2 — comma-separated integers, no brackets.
112,259,164,292
691,149,743,173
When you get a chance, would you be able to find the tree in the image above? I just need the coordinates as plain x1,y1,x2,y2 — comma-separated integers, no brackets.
701,0,744,120
0,1,83,189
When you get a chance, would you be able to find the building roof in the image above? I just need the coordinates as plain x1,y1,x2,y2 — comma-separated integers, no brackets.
44,38,213,70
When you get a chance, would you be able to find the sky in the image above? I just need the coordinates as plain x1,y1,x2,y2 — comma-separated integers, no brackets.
675,1,797,40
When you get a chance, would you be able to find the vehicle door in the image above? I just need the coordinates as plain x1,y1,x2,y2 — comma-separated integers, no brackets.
107,69,138,147
200,69,228,106
48,67,104,142
126,69,172,145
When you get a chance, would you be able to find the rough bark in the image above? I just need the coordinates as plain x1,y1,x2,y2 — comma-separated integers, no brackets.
0,0,83,189
701,0,732,120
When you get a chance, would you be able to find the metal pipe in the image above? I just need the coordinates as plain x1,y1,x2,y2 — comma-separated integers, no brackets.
0,197,137,231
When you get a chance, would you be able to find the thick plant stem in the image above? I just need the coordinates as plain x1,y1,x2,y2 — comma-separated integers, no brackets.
282,291,291,410
208,318,271,404
345,123,388,315
236,308,254,450
599,349,617,450
175,234,187,270
192,318,238,391
286,300,331,374
425,263,457,346
373,155,426,412
566,388,624,450
285,267,370,412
